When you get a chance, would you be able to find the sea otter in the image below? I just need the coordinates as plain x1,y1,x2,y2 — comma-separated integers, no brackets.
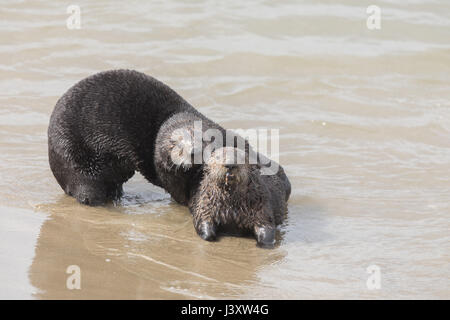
48,69,291,247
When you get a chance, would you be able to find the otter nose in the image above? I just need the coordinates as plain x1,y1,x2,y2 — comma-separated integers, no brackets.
225,170,236,185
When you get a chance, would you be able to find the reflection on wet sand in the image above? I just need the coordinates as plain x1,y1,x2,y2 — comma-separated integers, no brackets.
30,186,286,299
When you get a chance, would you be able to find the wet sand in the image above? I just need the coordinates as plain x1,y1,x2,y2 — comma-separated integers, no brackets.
0,0,449,299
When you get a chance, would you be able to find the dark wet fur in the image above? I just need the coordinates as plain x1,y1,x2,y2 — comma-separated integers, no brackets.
48,69,291,246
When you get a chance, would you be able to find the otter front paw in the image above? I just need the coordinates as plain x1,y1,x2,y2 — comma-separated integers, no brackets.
254,225,276,248
196,221,217,241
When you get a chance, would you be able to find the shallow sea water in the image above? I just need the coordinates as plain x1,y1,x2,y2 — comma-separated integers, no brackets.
0,0,449,299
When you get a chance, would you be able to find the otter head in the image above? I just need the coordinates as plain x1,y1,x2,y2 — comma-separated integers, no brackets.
192,147,277,248
205,147,250,188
